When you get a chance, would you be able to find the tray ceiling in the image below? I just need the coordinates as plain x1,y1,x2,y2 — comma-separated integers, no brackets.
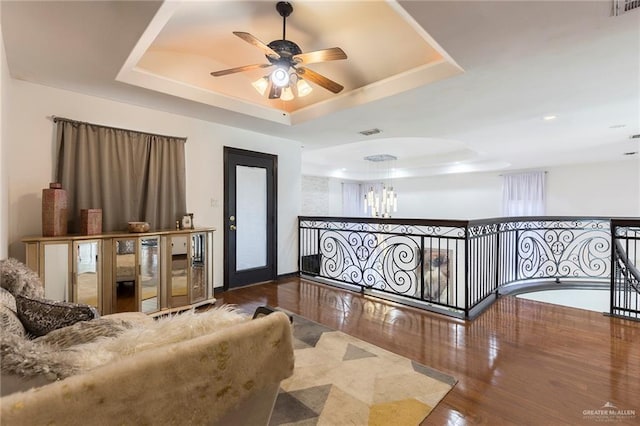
117,1,463,125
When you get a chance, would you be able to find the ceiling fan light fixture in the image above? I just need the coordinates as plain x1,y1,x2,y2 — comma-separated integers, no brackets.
271,67,290,87
251,76,269,96
296,78,312,97
280,86,294,101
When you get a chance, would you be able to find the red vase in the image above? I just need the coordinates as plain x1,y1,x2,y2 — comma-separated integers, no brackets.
42,183,68,237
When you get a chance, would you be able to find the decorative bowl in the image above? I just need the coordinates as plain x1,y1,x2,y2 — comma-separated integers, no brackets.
128,221,150,233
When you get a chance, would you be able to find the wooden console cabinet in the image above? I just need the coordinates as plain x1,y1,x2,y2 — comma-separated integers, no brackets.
23,228,215,315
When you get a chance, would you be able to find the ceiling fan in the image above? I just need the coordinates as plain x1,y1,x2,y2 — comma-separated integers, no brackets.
210,1,347,100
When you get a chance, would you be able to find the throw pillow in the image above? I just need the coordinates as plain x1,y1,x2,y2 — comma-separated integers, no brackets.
0,304,26,337
15,295,100,337
0,287,17,312
0,258,45,299
33,318,132,349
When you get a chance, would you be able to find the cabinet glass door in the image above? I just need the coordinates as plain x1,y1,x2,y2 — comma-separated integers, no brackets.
75,241,100,309
190,233,207,303
169,235,189,308
114,239,137,313
42,242,70,301
139,236,160,313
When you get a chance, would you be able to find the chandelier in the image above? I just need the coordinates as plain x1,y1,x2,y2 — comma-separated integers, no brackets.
363,154,398,218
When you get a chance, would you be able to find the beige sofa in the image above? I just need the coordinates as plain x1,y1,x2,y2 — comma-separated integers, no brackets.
0,259,294,425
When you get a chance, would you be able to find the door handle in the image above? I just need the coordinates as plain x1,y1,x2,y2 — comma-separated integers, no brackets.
230,224,237,231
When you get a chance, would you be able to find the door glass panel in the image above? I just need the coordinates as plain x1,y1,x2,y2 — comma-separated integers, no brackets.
236,165,267,271
171,235,189,299
139,236,160,313
76,241,99,308
114,239,136,313
44,243,69,301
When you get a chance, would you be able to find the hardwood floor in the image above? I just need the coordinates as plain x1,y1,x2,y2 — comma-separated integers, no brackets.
214,277,640,425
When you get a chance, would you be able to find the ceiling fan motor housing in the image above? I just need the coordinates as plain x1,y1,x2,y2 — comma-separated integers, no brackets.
267,39,302,63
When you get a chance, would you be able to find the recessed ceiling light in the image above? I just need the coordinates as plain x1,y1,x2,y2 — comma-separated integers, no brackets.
609,124,627,129
542,115,557,121
340,168,347,171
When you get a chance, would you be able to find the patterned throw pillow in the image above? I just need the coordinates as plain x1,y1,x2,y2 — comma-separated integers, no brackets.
15,296,100,337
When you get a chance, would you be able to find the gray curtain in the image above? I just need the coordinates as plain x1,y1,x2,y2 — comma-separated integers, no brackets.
55,118,186,232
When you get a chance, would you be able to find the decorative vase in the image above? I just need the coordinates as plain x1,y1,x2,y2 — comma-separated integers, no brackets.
81,209,102,235
42,183,68,237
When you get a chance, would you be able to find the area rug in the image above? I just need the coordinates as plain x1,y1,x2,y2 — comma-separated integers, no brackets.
269,311,456,425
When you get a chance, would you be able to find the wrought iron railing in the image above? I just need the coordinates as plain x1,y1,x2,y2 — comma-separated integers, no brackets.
299,216,612,319
611,219,640,320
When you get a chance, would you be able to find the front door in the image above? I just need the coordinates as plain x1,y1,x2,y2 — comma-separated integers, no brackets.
223,147,277,289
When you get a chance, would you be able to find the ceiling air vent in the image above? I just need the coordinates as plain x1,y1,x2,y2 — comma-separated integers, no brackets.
359,128,382,136
613,0,640,16
364,154,397,162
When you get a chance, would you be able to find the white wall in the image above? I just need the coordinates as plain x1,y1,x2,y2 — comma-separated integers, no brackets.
328,178,342,216
392,173,502,219
546,160,639,217
321,159,639,219
5,79,302,286
0,11,9,259
319,173,502,219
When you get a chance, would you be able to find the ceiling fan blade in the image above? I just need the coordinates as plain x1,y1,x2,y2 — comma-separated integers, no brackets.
293,47,347,65
296,67,344,94
233,31,280,59
210,63,272,77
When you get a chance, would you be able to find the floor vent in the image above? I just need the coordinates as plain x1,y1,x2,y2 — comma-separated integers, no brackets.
614,0,640,15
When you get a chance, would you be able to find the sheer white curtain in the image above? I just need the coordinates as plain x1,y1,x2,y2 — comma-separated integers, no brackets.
502,171,546,216
342,182,364,217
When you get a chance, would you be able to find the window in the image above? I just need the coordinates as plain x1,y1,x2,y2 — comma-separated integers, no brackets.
501,171,546,216
55,118,186,232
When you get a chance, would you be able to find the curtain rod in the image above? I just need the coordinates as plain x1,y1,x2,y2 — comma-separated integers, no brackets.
499,171,548,176
51,116,187,141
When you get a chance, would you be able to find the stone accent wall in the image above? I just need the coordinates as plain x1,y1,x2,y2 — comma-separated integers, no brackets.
301,176,329,216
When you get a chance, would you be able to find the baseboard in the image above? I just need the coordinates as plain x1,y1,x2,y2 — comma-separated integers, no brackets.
277,271,300,280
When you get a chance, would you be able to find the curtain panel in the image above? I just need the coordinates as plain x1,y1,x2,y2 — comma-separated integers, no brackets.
55,119,187,233
501,171,546,216
342,182,364,217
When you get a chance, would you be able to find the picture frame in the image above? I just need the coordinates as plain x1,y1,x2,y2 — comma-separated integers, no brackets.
414,246,456,303
181,214,192,230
